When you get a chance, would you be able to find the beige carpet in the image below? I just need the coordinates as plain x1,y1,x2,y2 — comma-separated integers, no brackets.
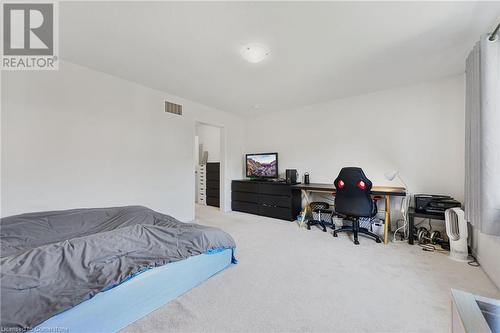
122,205,499,333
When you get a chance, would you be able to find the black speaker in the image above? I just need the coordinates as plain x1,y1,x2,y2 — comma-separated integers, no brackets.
286,169,298,184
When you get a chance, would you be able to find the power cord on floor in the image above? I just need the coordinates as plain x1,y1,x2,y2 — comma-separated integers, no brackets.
392,196,410,242
467,254,480,267
418,243,481,268
418,243,448,254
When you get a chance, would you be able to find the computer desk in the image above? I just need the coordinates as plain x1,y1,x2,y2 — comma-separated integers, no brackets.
292,183,406,244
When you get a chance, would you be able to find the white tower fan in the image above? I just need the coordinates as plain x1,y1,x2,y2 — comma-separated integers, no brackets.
445,208,469,261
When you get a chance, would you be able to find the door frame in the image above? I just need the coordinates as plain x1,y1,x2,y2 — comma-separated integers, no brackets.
194,121,226,212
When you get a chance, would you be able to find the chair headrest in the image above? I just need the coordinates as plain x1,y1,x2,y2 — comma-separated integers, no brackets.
334,167,372,191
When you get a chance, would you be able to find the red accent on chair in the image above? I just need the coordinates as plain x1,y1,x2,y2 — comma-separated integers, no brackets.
357,180,366,189
337,180,345,189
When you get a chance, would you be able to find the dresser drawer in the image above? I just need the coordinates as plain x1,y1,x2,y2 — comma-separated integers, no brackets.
232,201,260,215
207,188,220,198
260,194,291,208
206,163,220,173
232,181,259,193
207,171,220,180
206,196,219,207
206,180,220,189
260,206,293,221
232,191,259,204
259,184,291,196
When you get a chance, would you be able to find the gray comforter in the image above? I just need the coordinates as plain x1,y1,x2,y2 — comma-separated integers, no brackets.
0,206,236,329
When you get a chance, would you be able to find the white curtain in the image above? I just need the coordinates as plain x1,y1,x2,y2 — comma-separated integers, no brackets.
465,34,500,236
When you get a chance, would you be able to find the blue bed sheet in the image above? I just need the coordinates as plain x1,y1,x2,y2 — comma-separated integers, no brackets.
35,248,234,333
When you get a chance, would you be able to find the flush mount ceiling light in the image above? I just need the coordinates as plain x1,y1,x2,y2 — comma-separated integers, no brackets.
241,43,270,63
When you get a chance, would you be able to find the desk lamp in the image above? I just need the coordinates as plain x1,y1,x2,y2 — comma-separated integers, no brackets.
384,170,408,190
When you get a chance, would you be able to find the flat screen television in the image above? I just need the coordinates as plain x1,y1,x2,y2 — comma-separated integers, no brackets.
246,153,278,179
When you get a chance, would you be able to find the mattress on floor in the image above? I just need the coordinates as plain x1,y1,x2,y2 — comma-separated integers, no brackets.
35,248,234,333
1,206,236,329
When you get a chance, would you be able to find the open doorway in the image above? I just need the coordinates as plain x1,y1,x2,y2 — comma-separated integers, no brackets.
195,122,223,210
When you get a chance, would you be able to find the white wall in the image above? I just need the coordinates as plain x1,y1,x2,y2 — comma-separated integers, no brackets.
196,123,221,163
245,75,465,203
473,232,500,289
1,61,245,220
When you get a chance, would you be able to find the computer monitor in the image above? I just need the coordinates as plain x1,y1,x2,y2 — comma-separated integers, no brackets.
245,153,278,179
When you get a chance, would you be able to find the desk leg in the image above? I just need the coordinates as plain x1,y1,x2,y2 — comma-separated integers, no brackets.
408,214,414,245
299,190,310,229
384,195,391,244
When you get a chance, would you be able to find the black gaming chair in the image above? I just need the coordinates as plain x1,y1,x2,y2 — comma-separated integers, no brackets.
333,167,381,245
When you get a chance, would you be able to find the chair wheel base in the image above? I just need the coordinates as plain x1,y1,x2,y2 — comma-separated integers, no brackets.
333,231,338,237
376,238,381,243
322,228,327,232
354,240,360,245
307,225,311,230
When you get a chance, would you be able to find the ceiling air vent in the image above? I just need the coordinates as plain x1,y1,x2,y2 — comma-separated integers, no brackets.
165,101,182,115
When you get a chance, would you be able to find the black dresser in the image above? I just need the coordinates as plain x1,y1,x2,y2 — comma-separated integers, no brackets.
206,163,220,207
231,180,301,221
